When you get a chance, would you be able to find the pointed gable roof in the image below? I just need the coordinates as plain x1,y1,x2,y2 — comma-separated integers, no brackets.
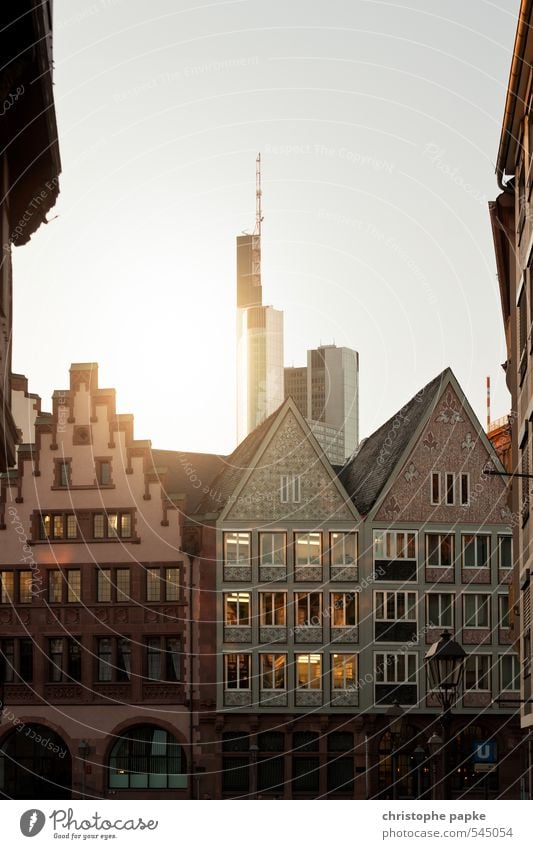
195,404,284,515
340,369,449,515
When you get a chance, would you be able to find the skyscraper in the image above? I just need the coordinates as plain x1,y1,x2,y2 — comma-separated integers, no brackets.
284,344,359,464
236,156,284,443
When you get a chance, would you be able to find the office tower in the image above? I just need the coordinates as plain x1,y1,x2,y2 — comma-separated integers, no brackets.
236,156,284,443
284,344,359,464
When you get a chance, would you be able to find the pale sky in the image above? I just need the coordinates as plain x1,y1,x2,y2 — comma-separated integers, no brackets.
13,0,520,454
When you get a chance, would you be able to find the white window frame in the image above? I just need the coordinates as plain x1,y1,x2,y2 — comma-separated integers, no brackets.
296,653,322,689
460,473,470,506
259,532,286,566
260,653,287,690
425,533,454,567
224,653,251,690
280,473,301,504
463,593,491,629
374,652,418,684
294,532,322,567
331,653,358,690
295,592,322,626
498,535,513,570
224,592,251,627
373,530,417,561
374,591,417,622
430,472,441,505
499,653,520,692
498,593,510,629
464,654,491,692
329,531,358,567
330,591,358,627
426,592,455,629
223,531,251,565
259,591,286,626
462,534,491,569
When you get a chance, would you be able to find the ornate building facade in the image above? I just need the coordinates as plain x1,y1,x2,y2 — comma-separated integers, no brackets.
0,364,190,799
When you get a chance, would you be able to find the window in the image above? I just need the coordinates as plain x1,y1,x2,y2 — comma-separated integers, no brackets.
296,654,322,689
259,532,286,566
260,653,286,689
280,473,301,503
499,654,520,691
427,593,454,628
96,636,131,682
224,592,250,626
19,571,32,603
426,533,454,567
519,288,528,383
292,731,319,793
331,592,357,627
57,460,70,487
332,653,357,690
224,654,250,689
97,569,112,602
0,572,14,603
223,532,250,565
97,568,130,603
463,594,490,628
375,652,417,684
257,732,285,794
0,638,32,682
330,532,357,566
48,638,82,682
259,592,286,626
464,655,491,691
295,592,322,626
39,512,77,540
498,594,510,629
67,570,81,602
445,473,455,505
93,512,132,539
48,569,63,604
115,569,130,602
374,531,417,560
97,460,112,486
145,566,180,602
145,637,181,681
460,474,470,506
375,591,417,621
431,472,440,505
295,532,321,566
222,732,250,793
498,536,513,570
462,534,490,569
108,726,186,790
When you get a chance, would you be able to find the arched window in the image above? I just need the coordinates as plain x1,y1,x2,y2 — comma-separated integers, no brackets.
108,725,186,790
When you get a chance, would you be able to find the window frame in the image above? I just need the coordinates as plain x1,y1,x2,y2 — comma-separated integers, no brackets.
260,653,287,690
331,652,357,691
464,653,491,692
259,591,286,627
331,591,358,627
426,592,455,629
224,653,251,690
425,533,454,568
463,593,491,629
329,531,358,567
296,653,322,690
294,532,322,567
374,590,417,623
462,534,491,570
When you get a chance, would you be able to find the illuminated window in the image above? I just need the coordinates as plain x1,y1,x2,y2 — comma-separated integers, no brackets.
48,570,62,603
224,592,250,626
295,592,322,626
97,569,112,602
295,532,321,566
224,654,250,689
0,572,14,603
330,532,357,566
296,654,322,689
223,532,250,565
19,571,32,603
66,570,81,602
165,568,179,601
331,592,357,627
260,653,286,689
93,514,105,539
116,569,130,602
332,653,357,690
259,532,286,565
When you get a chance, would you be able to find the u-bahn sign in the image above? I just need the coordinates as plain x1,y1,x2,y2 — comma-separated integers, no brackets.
472,740,497,771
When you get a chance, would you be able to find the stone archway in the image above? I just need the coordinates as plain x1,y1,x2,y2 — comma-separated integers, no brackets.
0,723,72,799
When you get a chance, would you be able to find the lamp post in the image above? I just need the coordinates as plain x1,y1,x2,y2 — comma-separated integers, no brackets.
386,700,403,799
78,739,90,799
413,744,425,799
428,732,443,800
425,630,466,800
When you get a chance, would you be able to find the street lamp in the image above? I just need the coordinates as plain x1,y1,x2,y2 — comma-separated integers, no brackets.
386,700,404,799
413,744,425,799
425,631,466,799
428,732,443,800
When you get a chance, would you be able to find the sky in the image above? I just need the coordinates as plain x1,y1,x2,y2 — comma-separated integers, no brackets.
12,0,521,454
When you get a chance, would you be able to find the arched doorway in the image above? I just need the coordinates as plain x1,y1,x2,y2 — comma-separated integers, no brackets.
0,724,72,799
107,725,187,791
377,726,430,799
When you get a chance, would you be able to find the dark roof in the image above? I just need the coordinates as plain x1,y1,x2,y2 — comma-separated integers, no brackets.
149,449,226,515
339,369,449,515
195,404,284,515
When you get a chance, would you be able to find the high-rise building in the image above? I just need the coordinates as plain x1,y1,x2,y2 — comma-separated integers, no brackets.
284,344,359,464
236,156,284,442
